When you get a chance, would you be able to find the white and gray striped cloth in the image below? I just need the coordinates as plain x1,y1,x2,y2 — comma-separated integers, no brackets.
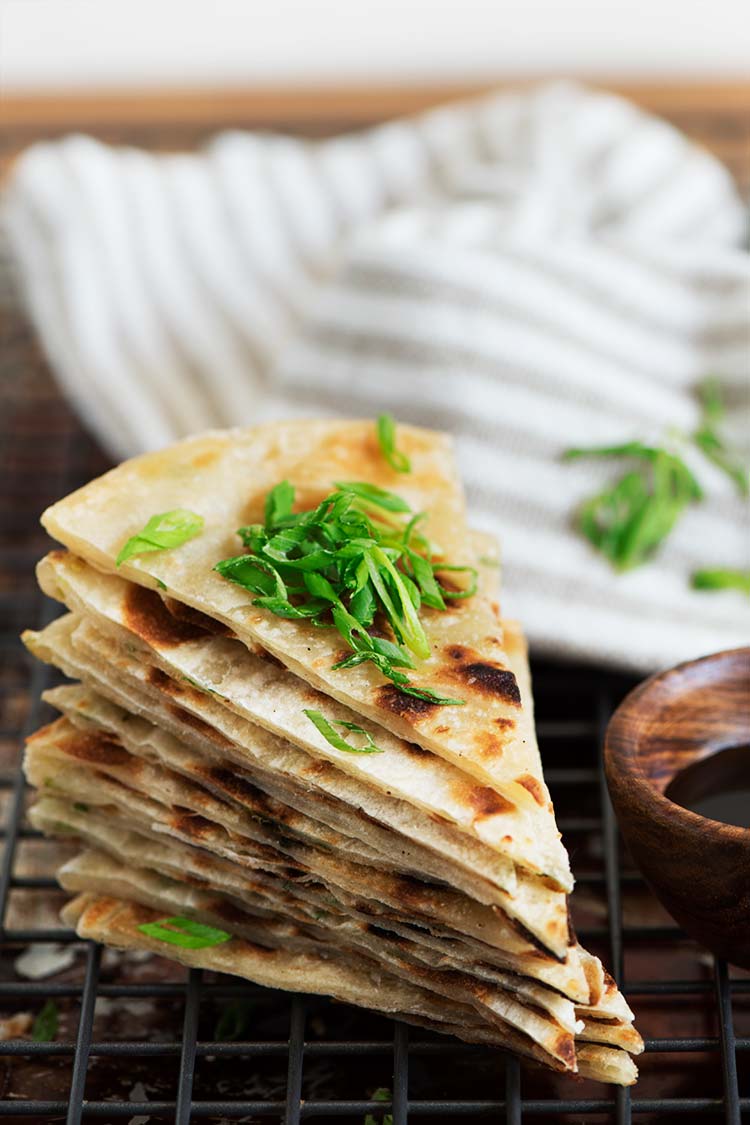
4,82,749,672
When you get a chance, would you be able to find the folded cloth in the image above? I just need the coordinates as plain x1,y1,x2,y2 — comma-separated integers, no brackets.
4,81,749,671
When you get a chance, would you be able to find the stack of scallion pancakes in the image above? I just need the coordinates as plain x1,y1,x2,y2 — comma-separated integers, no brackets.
23,418,642,1084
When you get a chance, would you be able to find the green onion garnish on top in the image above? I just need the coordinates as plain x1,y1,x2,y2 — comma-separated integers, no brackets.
137,915,231,949
377,413,411,473
116,509,204,567
215,479,472,705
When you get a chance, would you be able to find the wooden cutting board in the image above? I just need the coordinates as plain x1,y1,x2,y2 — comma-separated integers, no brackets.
2,81,749,194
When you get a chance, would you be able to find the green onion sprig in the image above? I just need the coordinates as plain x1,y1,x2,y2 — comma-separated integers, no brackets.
564,378,748,576
215,480,473,705
563,443,702,571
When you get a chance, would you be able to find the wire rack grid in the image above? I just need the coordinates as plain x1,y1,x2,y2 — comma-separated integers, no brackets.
1,335,748,1125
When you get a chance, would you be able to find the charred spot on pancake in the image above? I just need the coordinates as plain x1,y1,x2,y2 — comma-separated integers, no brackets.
433,724,450,735
83,897,118,928
147,666,206,706
170,811,213,839
147,666,172,689
402,741,433,760
167,703,232,747
440,644,522,705
466,785,514,819
26,720,60,746
205,767,275,817
516,773,546,806
553,1031,577,1070
123,584,210,648
461,662,521,704
376,683,439,721
210,898,254,926
63,730,131,767
428,812,453,827
392,874,428,909
162,596,234,638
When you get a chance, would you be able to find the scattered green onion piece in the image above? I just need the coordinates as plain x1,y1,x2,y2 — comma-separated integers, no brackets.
304,709,384,754
377,413,411,473
32,1000,59,1043
137,915,232,949
692,568,750,595
116,509,204,567
365,1085,394,1125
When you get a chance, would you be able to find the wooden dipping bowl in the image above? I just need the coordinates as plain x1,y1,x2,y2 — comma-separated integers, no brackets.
605,648,750,969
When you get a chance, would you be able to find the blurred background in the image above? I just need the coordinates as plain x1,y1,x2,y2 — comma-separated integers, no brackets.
2,0,750,88
1,0,748,673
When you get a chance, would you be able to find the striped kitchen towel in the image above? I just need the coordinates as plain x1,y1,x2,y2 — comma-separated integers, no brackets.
4,81,749,671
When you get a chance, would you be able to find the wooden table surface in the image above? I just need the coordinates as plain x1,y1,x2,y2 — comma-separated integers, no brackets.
2,81,749,194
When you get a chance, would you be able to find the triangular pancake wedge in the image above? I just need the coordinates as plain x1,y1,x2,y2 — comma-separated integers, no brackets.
40,420,571,886
34,550,570,895
60,892,638,1085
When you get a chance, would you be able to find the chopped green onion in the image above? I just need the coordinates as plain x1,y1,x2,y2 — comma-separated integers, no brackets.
264,479,296,526
72,802,89,813
334,481,411,513
32,1000,59,1043
692,568,750,596
116,509,204,567
137,915,232,949
377,414,411,473
304,709,384,754
365,1086,394,1125
564,443,702,571
215,476,471,705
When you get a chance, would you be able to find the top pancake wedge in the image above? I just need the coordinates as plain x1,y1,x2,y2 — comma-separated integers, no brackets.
41,419,571,891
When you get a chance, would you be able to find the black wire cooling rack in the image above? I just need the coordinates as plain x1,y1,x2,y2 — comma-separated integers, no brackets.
1,333,748,1124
